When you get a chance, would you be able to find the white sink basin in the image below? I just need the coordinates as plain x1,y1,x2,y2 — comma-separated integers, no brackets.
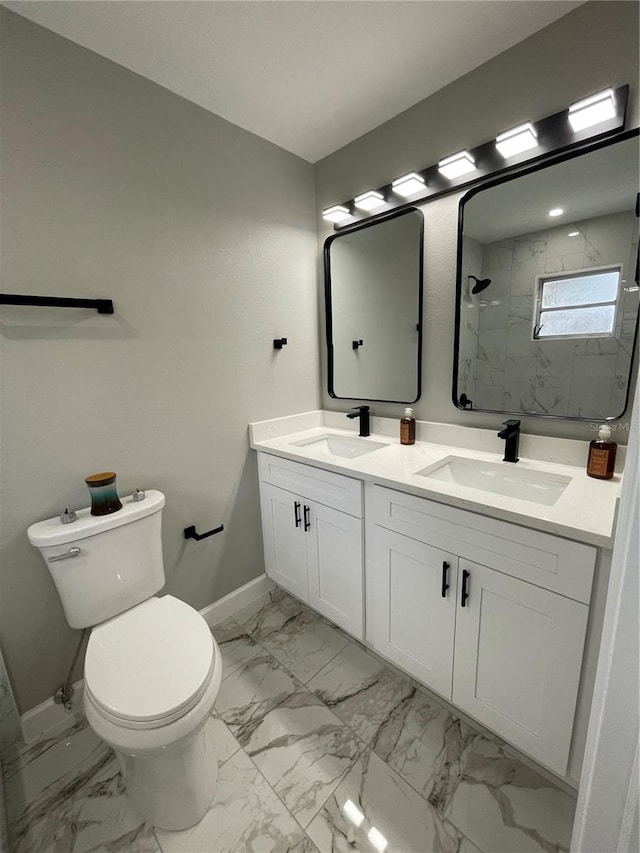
291,433,388,459
416,455,571,506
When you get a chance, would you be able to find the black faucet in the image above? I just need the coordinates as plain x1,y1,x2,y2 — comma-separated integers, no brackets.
347,405,370,437
497,419,520,463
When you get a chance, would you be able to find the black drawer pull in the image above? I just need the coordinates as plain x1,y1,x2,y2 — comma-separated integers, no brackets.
303,505,311,531
461,569,470,607
294,501,301,528
441,561,450,598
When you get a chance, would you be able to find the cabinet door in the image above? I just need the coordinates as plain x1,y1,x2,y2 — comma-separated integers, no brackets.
368,526,458,698
259,483,309,601
452,559,589,775
307,500,363,639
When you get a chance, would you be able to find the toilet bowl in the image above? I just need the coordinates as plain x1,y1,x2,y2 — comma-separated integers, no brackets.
83,595,223,831
26,491,224,830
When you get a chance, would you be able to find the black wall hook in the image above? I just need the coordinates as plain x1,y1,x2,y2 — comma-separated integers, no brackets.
352,339,364,350
273,338,288,349
184,523,224,541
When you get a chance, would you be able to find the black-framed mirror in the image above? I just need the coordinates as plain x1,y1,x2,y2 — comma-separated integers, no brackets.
324,207,424,403
454,130,639,421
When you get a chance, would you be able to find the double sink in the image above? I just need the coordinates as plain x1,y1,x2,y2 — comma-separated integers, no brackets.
290,432,571,507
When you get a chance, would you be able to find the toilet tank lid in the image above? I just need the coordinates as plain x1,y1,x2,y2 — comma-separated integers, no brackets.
27,490,165,547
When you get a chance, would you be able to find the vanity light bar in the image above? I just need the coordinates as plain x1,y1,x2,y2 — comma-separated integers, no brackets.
495,122,538,158
391,172,426,197
354,190,385,211
568,89,616,132
322,204,351,223
438,151,476,179
322,84,628,229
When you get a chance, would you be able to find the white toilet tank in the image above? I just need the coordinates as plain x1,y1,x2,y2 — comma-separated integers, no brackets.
27,490,166,629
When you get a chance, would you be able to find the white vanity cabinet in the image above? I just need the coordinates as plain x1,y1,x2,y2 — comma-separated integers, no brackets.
367,485,596,775
257,453,364,639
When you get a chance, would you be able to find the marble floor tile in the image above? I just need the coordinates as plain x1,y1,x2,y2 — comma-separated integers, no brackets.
212,617,262,680
232,587,294,631
4,720,112,835
10,754,158,853
445,737,576,853
206,714,241,766
241,689,363,828
373,688,479,813
307,642,415,746
306,748,463,853
155,748,316,853
215,649,362,827
236,591,351,683
215,650,304,741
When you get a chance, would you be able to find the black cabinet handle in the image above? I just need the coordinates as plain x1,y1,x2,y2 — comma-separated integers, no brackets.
441,561,450,598
294,501,301,528
461,569,470,607
303,505,311,532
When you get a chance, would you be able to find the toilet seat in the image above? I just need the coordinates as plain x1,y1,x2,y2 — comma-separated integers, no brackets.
84,595,215,730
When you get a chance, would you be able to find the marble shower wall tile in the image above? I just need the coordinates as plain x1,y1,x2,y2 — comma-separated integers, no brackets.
155,748,315,853
235,590,351,683
472,210,637,419
306,748,464,853
445,737,576,853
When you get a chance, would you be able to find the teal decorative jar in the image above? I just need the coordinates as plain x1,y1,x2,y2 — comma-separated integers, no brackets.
85,471,122,516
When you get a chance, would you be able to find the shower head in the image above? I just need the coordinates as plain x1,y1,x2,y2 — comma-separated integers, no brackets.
468,275,492,295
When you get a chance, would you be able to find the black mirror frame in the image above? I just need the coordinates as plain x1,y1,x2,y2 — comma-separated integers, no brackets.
324,206,424,404
452,126,640,423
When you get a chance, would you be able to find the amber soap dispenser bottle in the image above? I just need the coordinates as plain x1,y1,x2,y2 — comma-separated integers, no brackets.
587,424,617,480
400,407,416,446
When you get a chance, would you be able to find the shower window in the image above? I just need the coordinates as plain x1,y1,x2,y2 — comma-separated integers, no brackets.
533,266,621,339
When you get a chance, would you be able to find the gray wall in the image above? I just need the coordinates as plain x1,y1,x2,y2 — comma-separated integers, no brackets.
0,8,319,712
316,1,639,443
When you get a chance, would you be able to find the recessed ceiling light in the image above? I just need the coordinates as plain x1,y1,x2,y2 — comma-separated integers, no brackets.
495,122,538,158
438,151,476,179
548,208,564,217
322,205,351,223
568,231,580,237
354,190,385,212
568,88,616,132
391,172,425,197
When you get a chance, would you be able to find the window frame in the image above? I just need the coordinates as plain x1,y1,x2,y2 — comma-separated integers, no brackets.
532,264,622,341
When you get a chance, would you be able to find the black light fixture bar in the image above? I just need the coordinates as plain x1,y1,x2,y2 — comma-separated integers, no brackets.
330,84,629,229
0,294,114,314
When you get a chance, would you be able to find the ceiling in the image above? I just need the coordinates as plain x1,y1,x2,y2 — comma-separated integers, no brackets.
464,136,639,244
4,0,583,163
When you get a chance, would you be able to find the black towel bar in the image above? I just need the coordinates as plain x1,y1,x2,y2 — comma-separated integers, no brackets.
0,294,114,314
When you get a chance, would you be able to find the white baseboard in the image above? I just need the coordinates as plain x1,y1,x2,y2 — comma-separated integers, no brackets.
19,573,275,745
199,573,274,627
21,679,85,745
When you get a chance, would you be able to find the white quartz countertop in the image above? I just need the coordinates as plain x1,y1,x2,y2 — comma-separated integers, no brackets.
249,411,621,548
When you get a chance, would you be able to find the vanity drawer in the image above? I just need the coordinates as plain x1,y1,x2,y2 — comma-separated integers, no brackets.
369,485,596,603
258,453,363,518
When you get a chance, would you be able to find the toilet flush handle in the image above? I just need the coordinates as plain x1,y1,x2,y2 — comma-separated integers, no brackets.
49,547,81,563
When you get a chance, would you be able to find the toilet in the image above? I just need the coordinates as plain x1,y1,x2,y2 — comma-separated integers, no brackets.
27,490,223,831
